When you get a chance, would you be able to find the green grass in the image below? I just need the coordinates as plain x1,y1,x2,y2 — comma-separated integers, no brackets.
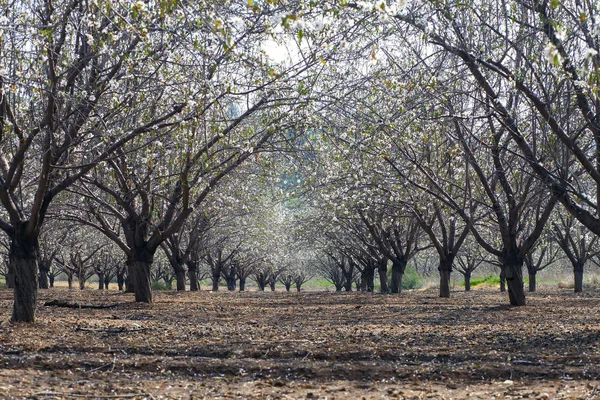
402,266,423,290
304,278,336,289
151,281,172,291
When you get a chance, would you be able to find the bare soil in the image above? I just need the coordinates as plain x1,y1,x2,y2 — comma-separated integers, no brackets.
0,287,599,399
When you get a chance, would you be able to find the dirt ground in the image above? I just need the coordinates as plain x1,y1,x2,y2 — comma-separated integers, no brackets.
1,287,600,399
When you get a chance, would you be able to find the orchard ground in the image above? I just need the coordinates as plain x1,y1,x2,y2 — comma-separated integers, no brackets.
0,287,599,399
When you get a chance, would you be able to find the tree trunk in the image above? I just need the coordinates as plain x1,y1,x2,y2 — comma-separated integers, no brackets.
438,260,452,298
104,275,110,290
378,259,388,293
133,248,154,303
335,283,342,291
239,278,246,292
390,260,405,294
504,261,526,306
10,232,39,323
188,270,199,291
67,273,73,289
116,271,125,291
78,271,86,290
285,282,291,292
175,268,186,291
125,257,135,294
270,279,276,291
49,274,55,288
574,263,584,293
226,276,236,291
343,277,352,292
211,271,220,291
528,271,537,292
499,270,506,292
464,272,471,292
296,283,302,292
38,262,49,289
187,262,199,291
97,272,104,290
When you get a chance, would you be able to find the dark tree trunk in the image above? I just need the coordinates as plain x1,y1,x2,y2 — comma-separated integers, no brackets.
10,232,39,323
504,260,526,306
378,259,388,293
438,260,452,298
296,283,302,292
116,271,125,291
464,272,471,292
528,271,537,292
38,262,49,289
211,271,220,291
125,257,135,294
335,283,342,291
343,277,352,291
239,278,246,292
187,262,199,291
78,271,86,290
97,272,104,290
67,273,73,289
574,263,584,293
226,277,236,291
285,282,291,292
499,270,506,292
390,260,405,294
104,275,110,290
133,248,154,303
257,280,265,291
270,279,276,291
174,268,186,291
48,274,55,288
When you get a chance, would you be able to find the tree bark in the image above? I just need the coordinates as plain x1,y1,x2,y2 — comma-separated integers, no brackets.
97,272,104,290
504,261,526,306
188,270,199,291
133,248,154,303
125,257,135,294
67,273,73,289
239,278,246,292
378,259,388,293
10,232,39,323
574,263,584,293
38,262,49,289
390,260,405,294
49,274,55,288
464,272,471,292
116,270,125,291
335,283,342,291
528,271,537,292
78,271,86,290
438,260,452,298
175,268,186,291
270,279,276,291
104,275,110,289
499,270,506,292
211,271,220,291
285,282,291,292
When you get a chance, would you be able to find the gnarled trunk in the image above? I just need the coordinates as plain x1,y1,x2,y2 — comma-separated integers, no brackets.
104,275,110,290
284,282,291,292
239,278,246,291
270,280,276,291
574,262,584,293
187,262,199,291
133,248,154,303
528,271,537,292
438,260,452,298
48,274,55,288
499,270,506,292
125,257,135,294
38,261,49,289
211,271,220,291
335,283,342,291
10,232,39,323
378,259,388,293
78,271,86,290
503,259,525,306
97,272,104,290
390,260,405,294
116,270,125,291
464,272,471,292
67,273,73,289
175,268,186,291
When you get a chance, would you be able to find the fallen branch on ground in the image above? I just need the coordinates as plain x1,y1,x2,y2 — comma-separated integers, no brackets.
43,300,119,309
